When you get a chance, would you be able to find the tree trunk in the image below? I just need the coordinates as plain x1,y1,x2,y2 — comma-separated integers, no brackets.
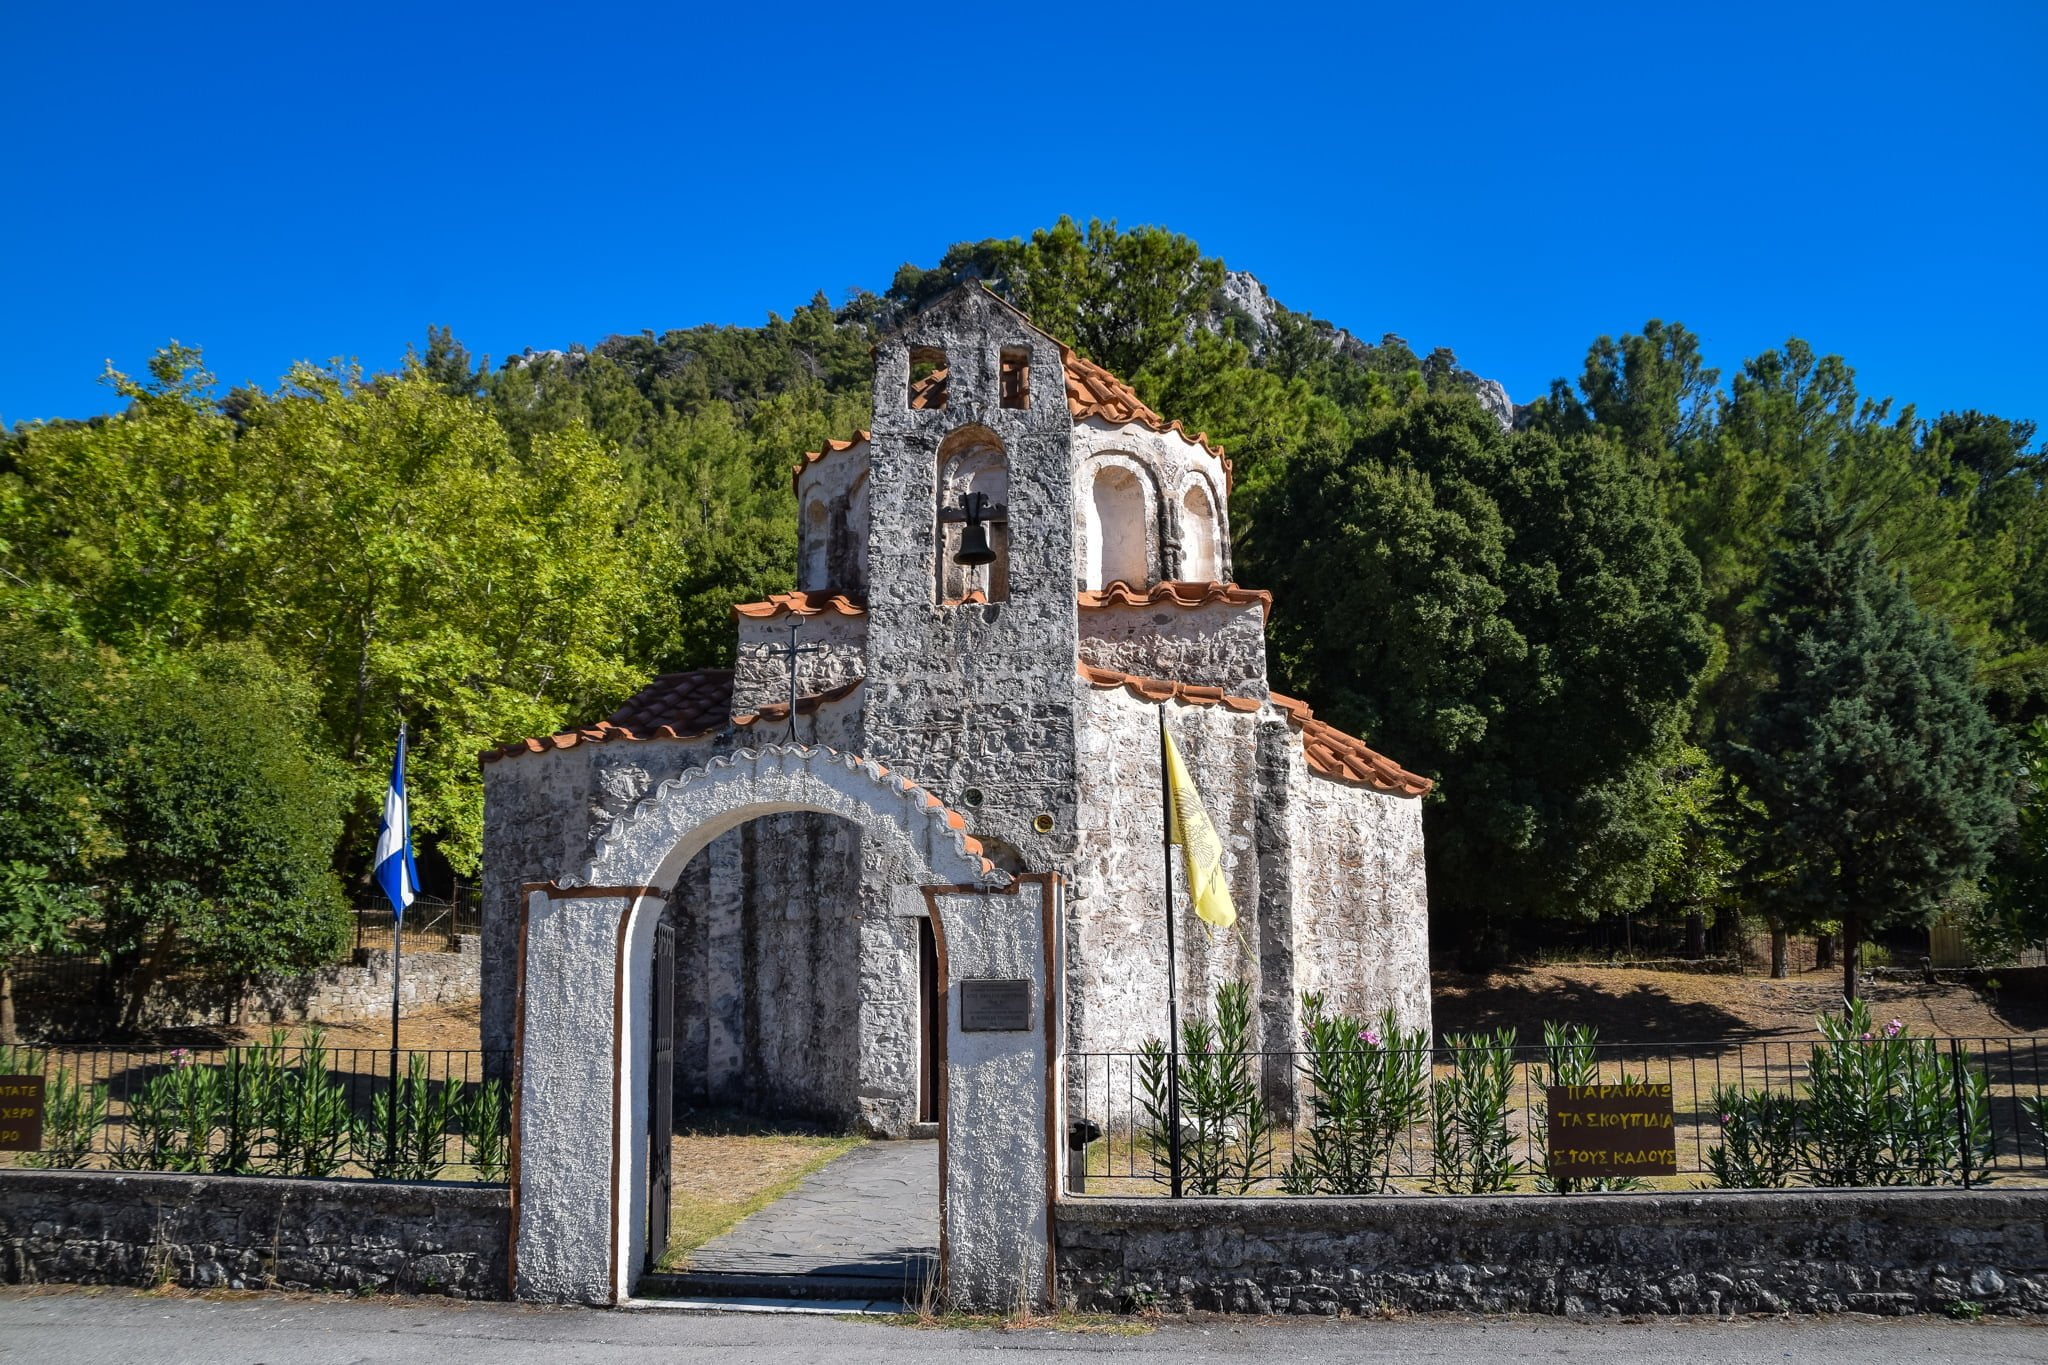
1685,913,1706,959
0,965,15,1045
120,920,181,1034
1770,928,1789,980
1841,912,1862,1003
1815,934,1834,970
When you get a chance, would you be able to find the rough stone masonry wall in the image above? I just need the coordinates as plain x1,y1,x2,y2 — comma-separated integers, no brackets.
862,288,1083,882
478,699,866,1072
12,937,482,1040
1056,1190,2048,1317
1284,749,1433,1042
0,1169,508,1299
1070,687,1265,1057
1077,599,1269,697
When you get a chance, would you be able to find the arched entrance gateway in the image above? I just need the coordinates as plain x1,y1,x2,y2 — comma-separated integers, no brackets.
507,744,1062,1310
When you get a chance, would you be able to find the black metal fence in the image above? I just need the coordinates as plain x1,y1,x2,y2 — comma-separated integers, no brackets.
352,884,483,955
1067,1035,2048,1196
0,1041,510,1183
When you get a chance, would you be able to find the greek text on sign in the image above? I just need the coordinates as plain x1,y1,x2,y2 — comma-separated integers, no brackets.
959,979,1033,1032
0,1075,44,1153
1544,1082,1676,1178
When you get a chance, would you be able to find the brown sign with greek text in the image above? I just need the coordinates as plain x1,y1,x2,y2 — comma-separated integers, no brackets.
1545,1082,1676,1178
0,1075,44,1152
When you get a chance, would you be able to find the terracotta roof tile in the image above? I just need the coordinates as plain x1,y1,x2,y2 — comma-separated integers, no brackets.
909,367,948,410
1078,580,1272,619
791,432,871,493
1081,666,1431,797
1059,344,1231,479
479,671,865,764
794,343,1232,493
731,591,868,622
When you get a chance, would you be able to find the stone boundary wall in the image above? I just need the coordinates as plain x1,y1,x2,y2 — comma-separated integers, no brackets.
0,1169,508,1299
1056,1190,2048,1317
15,935,481,1037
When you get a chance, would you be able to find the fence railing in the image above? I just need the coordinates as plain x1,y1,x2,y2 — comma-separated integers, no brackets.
0,1040,510,1183
352,885,483,955
1066,1034,2048,1197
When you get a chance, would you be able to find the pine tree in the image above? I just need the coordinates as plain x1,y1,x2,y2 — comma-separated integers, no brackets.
1722,480,2015,1000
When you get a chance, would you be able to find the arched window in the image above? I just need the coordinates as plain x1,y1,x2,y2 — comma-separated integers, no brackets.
1180,482,1220,582
1086,464,1151,590
801,499,830,590
936,427,1009,603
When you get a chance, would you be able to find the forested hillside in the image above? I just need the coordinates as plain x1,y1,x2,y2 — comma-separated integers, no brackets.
2,217,2042,1015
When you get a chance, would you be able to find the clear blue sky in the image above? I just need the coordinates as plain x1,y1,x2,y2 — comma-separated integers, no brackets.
3,2,2042,430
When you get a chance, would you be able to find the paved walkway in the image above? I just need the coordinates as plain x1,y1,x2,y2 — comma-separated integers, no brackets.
687,1138,937,1289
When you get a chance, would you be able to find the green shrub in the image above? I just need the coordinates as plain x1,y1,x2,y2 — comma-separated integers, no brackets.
17,1053,105,1170
360,1052,462,1181
1137,981,1269,1194
1427,1028,1520,1194
1704,1085,1800,1189
265,1028,352,1178
457,1078,510,1183
1802,999,1987,1187
1281,995,1428,1194
115,1052,219,1172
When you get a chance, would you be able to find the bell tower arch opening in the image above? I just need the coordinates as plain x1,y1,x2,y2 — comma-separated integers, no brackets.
935,425,1009,603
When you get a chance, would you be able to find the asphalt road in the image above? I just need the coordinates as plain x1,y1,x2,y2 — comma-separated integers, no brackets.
1,1287,2042,1364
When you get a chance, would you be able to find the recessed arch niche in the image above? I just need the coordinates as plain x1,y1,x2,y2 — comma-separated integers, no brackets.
935,426,1009,603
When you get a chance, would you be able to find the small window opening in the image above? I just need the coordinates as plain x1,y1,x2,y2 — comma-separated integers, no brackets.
909,346,949,409
1000,347,1030,409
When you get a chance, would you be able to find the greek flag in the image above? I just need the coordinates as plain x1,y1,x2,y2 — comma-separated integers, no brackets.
373,723,420,920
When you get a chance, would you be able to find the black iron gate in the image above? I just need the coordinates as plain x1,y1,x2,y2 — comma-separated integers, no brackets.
647,919,676,1268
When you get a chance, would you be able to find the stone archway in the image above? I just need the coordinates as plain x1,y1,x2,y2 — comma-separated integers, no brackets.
508,745,1062,1310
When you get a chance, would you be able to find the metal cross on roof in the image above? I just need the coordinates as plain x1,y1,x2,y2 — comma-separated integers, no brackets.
762,619,827,745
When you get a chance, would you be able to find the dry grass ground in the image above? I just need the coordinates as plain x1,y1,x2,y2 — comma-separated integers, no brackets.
1433,964,2048,1043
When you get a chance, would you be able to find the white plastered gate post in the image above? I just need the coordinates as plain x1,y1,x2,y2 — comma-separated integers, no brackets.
506,745,1064,1310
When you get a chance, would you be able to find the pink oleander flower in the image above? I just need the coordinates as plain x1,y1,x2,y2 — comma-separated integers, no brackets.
1884,1018,1903,1038
169,1048,189,1066
1860,1031,1874,1041
1363,1028,1382,1046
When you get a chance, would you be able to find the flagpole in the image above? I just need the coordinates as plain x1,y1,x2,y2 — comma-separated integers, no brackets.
387,719,405,1176
1158,705,1183,1199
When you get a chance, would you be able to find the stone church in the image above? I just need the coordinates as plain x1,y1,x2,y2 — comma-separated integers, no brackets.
479,285,1432,1136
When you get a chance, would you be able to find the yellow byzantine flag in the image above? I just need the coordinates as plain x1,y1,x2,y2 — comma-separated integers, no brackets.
1161,717,1237,933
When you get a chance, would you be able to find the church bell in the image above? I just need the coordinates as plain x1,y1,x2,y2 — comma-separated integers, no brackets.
953,491,998,567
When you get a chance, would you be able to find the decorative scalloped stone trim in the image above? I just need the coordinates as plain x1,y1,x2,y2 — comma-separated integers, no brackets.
577,743,1000,888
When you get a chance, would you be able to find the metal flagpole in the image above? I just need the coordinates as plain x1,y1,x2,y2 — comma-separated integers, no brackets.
387,720,405,1175
1159,706,1183,1198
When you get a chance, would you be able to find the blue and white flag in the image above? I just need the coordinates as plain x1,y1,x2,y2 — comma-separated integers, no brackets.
373,723,421,921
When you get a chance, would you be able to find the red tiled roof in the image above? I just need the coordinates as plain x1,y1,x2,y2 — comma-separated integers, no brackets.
797,344,1232,490
1079,664,1432,797
731,591,868,621
791,432,871,493
478,671,863,764
1059,345,1229,474
1266,691,1434,797
1078,580,1271,619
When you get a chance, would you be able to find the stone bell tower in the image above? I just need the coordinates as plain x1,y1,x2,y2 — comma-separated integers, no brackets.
860,286,1082,873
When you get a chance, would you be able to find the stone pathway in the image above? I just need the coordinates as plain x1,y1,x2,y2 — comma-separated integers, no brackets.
687,1139,938,1290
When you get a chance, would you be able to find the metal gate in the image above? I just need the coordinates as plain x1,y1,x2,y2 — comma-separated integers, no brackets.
647,919,676,1268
